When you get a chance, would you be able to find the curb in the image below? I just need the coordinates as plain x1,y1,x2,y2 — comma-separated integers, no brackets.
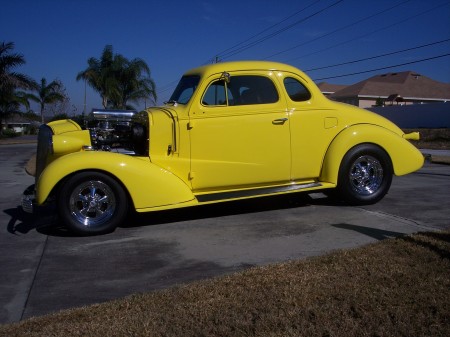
422,153,450,165
430,155,450,165
0,136,37,146
0,140,37,145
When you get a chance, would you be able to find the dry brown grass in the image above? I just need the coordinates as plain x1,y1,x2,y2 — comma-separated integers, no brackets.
1,231,449,337
405,128,450,150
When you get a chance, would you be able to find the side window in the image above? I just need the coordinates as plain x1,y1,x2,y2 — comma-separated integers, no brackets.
284,77,311,102
201,75,278,106
232,76,278,105
203,80,227,105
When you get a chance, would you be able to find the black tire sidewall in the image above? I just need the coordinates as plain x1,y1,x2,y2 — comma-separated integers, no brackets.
58,171,128,235
337,144,393,205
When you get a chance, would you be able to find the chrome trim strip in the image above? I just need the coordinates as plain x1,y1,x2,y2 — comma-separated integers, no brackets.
92,109,137,121
196,182,322,203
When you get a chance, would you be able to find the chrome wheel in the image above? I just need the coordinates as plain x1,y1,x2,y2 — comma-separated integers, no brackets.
59,172,128,235
337,144,393,205
349,155,383,196
69,180,116,227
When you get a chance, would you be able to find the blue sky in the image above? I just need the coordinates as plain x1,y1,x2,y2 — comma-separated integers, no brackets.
2,0,450,114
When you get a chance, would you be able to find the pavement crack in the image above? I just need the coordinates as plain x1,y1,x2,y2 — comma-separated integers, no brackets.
358,208,438,231
20,235,49,321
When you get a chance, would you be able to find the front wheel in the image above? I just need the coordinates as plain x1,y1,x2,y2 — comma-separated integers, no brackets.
336,144,393,205
58,172,128,235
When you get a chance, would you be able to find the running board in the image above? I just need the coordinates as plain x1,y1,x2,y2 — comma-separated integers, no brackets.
196,182,322,203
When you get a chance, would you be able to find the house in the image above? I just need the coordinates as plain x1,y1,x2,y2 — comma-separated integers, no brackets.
320,71,450,108
316,82,348,97
2,114,37,134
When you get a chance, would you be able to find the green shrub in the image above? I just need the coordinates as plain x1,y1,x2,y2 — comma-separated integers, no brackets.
0,128,19,138
25,124,39,135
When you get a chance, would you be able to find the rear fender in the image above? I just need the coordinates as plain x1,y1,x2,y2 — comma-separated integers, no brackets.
36,152,196,209
320,124,424,184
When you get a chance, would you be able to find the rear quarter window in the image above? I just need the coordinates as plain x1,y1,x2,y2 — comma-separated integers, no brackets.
284,77,311,102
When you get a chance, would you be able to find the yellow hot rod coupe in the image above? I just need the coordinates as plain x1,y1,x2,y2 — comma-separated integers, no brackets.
22,61,423,235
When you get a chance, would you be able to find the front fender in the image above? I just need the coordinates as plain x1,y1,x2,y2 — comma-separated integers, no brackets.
36,152,196,210
320,124,424,184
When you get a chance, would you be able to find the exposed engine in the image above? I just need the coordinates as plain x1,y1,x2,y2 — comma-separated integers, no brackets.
88,109,147,155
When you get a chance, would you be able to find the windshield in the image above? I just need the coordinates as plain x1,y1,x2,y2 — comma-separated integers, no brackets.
168,75,200,104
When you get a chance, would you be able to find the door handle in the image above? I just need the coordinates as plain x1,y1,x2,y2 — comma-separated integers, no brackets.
272,118,288,125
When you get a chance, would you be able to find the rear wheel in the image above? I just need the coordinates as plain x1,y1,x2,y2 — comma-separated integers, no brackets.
337,144,393,205
58,172,128,235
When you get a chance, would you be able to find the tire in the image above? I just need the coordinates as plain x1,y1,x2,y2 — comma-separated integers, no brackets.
336,144,393,205
58,171,128,235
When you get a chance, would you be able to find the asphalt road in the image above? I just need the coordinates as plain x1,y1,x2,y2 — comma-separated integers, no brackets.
1,143,449,324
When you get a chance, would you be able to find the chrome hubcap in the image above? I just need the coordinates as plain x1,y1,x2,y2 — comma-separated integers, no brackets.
349,155,383,195
69,180,116,227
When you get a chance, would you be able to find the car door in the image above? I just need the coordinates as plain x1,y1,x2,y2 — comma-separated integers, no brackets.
281,74,342,180
188,73,291,192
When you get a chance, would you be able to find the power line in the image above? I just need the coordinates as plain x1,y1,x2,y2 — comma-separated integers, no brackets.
313,53,450,81
157,44,450,100
157,37,449,99
163,1,344,94
204,0,321,64
285,1,450,63
216,0,345,61
158,79,180,95
264,0,412,60
156,51,449,102
306,38,450,72
157,1,450,100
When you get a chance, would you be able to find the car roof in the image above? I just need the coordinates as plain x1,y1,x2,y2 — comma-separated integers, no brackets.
184,61,312,83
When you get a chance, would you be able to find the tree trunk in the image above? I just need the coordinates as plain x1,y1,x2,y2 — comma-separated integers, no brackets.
102,96,108,109
40,103,45,124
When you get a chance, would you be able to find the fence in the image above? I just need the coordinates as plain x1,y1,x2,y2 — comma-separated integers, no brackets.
367,102,449,128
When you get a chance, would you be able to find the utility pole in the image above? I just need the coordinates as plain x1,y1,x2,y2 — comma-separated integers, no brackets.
83,79,87,115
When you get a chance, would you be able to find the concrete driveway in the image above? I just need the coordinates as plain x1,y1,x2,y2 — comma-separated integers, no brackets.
1,143,449,324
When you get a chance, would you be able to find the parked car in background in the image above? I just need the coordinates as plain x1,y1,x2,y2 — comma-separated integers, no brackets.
22,61,424,235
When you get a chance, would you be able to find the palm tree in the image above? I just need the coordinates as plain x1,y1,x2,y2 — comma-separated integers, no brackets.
76,45,119,109
0,91,31,126
0,42,35,90
28,78,66,123
113,57,157,109
0,41,36,131
77,45,156,110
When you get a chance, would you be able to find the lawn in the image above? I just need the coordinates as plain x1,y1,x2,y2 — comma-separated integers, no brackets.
1,230,448,337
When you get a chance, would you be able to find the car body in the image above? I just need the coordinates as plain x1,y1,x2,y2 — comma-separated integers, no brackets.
22,61,424,234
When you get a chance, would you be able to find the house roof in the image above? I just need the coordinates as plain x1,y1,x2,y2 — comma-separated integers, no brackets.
5,114,38,124
316,82,348,94
329,71,450,101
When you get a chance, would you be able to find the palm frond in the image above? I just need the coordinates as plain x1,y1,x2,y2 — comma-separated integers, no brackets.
77,44,158,109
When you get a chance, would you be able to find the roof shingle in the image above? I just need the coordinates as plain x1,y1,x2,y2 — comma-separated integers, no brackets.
329,71,450,100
